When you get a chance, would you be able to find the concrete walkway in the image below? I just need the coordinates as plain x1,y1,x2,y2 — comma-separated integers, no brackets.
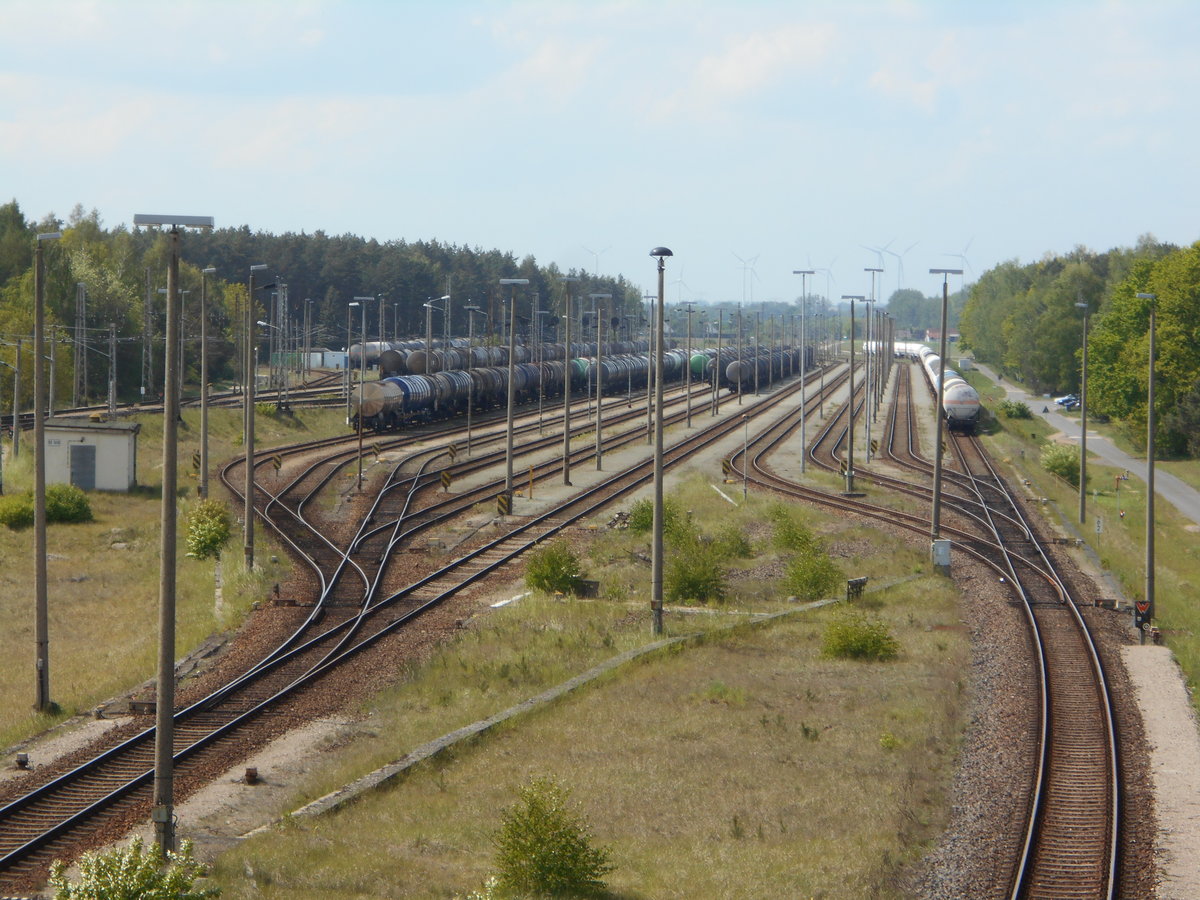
973,361,1200,527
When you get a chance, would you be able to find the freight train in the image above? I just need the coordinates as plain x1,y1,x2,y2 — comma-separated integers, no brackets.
916,346,981,434
350,343,808,431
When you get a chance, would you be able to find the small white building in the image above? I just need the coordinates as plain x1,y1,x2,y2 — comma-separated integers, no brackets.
43,419,141,492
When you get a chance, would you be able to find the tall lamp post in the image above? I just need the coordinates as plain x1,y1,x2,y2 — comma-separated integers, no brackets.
132,213,214,853
425,294,450,373
32,230,61,715
464,304,487,457
353,296,373,490
793,269,814,473
199,267,216,498
841,295,864,492
1076,297,1090,525
589,293,612,468
928,269,962,570
499,278,529,511
244,264,269,573
649,247,673,636
864,268,882,459
1136,291,1158,636
558,276,580,484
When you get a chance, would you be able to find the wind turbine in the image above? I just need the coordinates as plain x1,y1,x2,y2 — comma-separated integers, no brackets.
884,241,919,295
861,239,893,273
582,244,610,275
942,237,975,280
671,261,692,303
732,251,759,304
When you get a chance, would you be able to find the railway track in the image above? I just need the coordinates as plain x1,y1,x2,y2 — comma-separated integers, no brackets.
0,363,835,890
732,357,1122,898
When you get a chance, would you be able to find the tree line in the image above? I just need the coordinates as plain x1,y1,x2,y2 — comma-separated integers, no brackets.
957,234,1199,456
0,200,639,408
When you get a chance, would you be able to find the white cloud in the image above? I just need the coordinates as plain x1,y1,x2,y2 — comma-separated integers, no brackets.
693,24,837,99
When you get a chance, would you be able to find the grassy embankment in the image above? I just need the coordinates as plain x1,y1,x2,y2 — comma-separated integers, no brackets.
966,370,1200,703
0,406,348,750
206,471,970,899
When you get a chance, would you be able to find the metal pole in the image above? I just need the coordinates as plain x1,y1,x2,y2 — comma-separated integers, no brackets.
794,270,814,474
559,277,579,484
842,295,864,493
358,300,367,490
500,279,528,509
200,268,215,498
1076,297,1089,525
595,301,604,469
152,226,183,852
14,338,21,458
685,304,692,428
1136,292,1157,633
928,270,960,546
245,265,267,571
713,310,721,416
466,306,476,458
650,247,672,635
33,232,60,713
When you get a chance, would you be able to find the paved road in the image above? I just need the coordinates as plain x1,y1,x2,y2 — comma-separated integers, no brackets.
972,361,1200,527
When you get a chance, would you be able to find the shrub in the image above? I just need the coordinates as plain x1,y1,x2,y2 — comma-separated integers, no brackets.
525,540,584,595
998,399,1032,419
186,499,233,561
45,483,93,523
494,776,613,898
0,493,34,529
48,836,218,899
710,524,751,560
626,496,682,537
822,610,900,661
767,504,817,553
1040,442,1080,487
666,537,728,604
783,551,843,601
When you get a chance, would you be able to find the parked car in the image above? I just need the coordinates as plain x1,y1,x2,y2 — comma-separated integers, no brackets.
1054,394,1078,406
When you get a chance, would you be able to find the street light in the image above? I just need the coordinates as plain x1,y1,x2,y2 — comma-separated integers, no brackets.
929,268,962,571
1136,291,1158,636
424,295,450,374
199,267,216,498
589,293,612,469
650,247,673,636
864,267,883,459
793,270,814,474
353,296,373,490
32,230,61,718
132,213,214,854
244,265,270,574
558,276,580,485
465,304,487,457
841,295,865,493
499,278,529,511
1075,298,1090,525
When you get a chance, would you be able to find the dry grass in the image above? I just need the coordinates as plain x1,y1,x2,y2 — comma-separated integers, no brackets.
0,407,347,750
209,485,968,899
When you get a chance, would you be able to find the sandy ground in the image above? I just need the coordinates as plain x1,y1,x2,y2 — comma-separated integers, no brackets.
1123,646,1200,899
14,365,1200,897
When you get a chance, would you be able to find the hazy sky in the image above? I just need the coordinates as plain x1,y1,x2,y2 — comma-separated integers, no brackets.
3,0,1196,305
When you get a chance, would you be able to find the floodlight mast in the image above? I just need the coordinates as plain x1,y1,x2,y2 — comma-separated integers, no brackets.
499,279,530,510
133,213,214,854
928,268,962,568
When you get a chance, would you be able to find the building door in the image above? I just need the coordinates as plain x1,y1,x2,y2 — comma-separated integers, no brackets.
69,443,96,490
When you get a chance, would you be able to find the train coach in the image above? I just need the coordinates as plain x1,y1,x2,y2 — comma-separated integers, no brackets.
917,346,981,434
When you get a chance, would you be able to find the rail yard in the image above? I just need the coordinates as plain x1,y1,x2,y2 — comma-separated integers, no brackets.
0,345,1170,897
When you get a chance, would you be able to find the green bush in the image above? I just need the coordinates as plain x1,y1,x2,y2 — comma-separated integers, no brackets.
822,610,900,661
493,776,613,898
666,537,728,604
45,483,93,523
186,499,233,561
783,551,843,601
49,836,218,899
0,493,34,529
525,540,585,595
710,524,751,560
1040,442,1080,487
626,496,682,537
767,504,817,554
998,399,1032,419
